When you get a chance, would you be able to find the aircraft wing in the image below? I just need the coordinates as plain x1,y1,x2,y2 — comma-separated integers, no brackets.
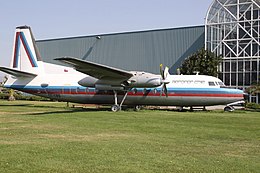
55,57,133,80
0,66,37,78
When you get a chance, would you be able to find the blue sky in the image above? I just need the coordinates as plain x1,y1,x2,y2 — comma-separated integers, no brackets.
0,0,212,78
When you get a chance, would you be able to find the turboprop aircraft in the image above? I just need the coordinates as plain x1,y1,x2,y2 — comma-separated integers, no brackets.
0,26,244,112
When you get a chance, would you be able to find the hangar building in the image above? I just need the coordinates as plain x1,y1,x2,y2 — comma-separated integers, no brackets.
36,0,260,103
36,26,205,75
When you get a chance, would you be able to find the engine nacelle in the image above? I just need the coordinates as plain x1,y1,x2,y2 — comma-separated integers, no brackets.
127,72,162,88
78,72,163,90
78,76,124,90
78,76,98,87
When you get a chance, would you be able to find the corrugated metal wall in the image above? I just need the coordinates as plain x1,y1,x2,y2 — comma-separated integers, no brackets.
36,26,205,74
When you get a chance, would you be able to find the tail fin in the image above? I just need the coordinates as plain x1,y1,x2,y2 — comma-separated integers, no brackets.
10,26,43,75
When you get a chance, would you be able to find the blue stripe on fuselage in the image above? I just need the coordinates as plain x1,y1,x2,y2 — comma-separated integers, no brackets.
5,85,243,95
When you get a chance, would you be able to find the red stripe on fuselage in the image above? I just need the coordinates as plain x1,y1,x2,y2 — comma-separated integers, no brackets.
164,93,243,97
24,89,243,98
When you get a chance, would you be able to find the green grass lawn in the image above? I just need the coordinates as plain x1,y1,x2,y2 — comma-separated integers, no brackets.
0,100,259,173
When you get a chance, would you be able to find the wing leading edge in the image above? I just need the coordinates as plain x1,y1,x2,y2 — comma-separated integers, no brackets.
55,57,133,80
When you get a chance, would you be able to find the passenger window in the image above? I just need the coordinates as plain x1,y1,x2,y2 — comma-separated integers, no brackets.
208,81,215,86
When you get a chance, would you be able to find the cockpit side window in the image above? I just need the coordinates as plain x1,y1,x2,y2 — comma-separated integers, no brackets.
218,81,225,86
208,81,215,86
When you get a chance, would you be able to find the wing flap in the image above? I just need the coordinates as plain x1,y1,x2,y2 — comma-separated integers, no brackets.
55,57,133,80
0,66,37,78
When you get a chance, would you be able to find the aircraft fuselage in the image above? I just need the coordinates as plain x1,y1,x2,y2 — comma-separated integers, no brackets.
5,73,243,107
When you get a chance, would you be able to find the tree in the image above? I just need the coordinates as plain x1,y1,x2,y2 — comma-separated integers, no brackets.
246,83,260,96
180,48,222,77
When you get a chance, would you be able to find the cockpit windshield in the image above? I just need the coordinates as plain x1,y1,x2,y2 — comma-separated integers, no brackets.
208,81,215,86
208,81,225,87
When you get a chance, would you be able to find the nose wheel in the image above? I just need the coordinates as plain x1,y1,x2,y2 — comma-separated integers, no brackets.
224,106,234,112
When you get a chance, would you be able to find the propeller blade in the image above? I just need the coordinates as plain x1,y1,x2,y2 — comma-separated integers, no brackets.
159,64,169,97
163,83,168,97
160,64,164,80
164,66,169,80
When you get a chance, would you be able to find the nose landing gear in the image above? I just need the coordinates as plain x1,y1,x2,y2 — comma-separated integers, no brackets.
224,106,234,112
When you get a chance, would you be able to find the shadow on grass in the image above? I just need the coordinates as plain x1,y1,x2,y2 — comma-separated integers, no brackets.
0,103,73,109
143,107,212,112
244,108,260,112
29,107,215,115
27,107,111,116
0,104,34,107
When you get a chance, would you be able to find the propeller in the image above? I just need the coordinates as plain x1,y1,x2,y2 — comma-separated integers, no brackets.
160,64,170,97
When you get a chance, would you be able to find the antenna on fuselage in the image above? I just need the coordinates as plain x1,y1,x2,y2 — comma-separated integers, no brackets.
193,71,200,75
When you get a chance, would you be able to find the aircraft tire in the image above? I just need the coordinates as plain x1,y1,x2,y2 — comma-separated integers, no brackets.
134,105,142,111
111,105,120,112
176,106,184,112
224,106,234,112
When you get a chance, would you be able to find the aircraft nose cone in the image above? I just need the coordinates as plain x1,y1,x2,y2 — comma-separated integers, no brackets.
243,92,249,100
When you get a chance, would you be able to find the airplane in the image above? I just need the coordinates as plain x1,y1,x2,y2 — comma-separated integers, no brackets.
0,26,244,112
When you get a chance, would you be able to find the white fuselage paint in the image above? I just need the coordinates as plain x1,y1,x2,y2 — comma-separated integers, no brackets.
4,62,244,107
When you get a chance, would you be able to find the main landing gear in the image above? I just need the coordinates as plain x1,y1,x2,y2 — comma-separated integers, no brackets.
111,90,128,112
134,105,142,111
111,104,121,112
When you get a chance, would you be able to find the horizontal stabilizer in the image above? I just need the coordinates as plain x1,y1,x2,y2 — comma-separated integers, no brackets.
55,56,133,80
0,66,37,78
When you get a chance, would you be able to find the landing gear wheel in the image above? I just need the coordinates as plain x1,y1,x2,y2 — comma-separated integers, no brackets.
111,105,121,112
176,106,184,112
224,106,234,112
134,105,142,111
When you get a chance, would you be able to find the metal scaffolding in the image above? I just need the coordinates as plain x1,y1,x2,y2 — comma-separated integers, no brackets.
205,0,260,103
